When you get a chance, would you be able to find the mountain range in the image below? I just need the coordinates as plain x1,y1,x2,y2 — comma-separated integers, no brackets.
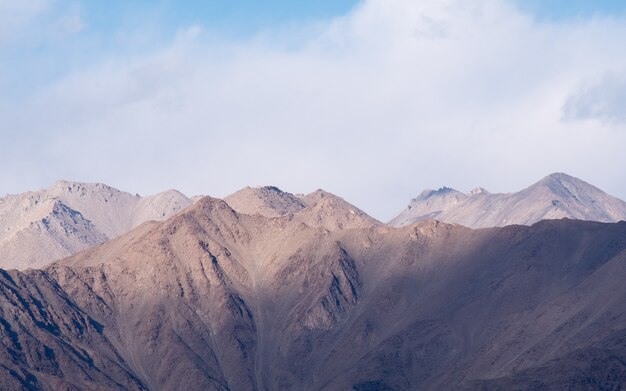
4,173,625,271
1,191,626,389
1,174,626,390
390,173,626,228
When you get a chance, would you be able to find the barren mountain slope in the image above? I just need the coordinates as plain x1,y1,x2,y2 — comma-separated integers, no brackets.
225,186,380,231
0,269,146,391
391,173,626,228
224,186,306,218
1,196,626,390
0,181,192,269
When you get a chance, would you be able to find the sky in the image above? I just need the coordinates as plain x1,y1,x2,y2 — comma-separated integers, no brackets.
1,0,626,221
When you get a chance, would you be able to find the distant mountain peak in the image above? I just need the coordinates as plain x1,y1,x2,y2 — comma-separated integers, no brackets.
225,187,379,231
224,186,306,218
195,195,235,211
537,173,582,187
391,173,626,228
50,180,127,195
527,172,607,204
187,196,241,225
303,188,333,199
0,182,192,269
543,172,575,181
293,190,380,231
469,187,489,196
413,186,462,202
389,186,467,227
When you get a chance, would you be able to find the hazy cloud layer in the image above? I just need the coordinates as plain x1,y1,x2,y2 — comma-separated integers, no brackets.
0,0,50,42
1,0,626,220
563,72,626,124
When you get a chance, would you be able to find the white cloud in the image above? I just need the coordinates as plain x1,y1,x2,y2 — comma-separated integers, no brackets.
2,0,626,220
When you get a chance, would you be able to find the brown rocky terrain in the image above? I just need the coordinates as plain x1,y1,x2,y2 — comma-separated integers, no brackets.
1,190,626,390
224,186,306,218
225,186,379,231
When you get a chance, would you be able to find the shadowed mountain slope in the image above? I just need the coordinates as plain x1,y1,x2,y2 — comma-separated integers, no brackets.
1,195,626,390
390,173,626,228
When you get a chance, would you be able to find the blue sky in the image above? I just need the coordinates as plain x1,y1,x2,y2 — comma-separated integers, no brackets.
1,0,626,220
518,0,626,20
3,0,625,96
89,1,360,33
5,0,625,90
1,1,359,95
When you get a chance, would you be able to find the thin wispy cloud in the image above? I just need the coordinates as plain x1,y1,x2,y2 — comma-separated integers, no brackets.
1,0,625,220
563,72,626,125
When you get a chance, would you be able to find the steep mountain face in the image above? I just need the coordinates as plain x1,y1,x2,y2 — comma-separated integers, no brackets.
390,173,626,228
0,181,192,269
1,196,626,390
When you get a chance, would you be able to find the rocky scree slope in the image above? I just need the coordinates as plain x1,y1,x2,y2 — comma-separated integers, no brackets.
1,194,626,390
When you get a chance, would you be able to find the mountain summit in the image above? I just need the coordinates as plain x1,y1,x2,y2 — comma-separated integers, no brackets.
224,186,306,218
390,173,626,228
225,187,380,231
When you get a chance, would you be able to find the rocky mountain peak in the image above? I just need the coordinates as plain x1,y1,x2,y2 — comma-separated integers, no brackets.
224,185,306,218
469,187,489,196
389,186,467,227
413,186,463,202
391,173,626,228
